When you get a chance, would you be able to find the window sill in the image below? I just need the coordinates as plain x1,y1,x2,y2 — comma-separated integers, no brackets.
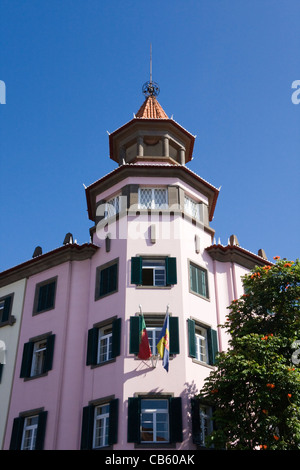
0,315,16,327
33,307,55,316
23,372,49,381
191,358,215,369
135,285,172,289
90,358,116,369
95,290,118,301
189,290,210,302
134,442,177,449
92,445,114,451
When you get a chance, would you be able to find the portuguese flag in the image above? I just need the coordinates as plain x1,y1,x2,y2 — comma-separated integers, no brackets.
138,314,152,360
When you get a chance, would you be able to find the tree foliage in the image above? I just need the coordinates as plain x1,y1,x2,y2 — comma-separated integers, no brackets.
199,258,300,450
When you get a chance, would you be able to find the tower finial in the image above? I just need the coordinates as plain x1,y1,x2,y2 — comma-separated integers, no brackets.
150,43,152,83
142,44,160,97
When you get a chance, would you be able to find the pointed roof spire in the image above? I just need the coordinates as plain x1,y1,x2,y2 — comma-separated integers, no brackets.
135,44,168,119
136,95,168,119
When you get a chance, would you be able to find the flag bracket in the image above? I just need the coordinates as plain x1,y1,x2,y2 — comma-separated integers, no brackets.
150,355,158,368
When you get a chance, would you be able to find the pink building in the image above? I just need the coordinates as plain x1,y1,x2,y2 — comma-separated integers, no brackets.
1,82,271,450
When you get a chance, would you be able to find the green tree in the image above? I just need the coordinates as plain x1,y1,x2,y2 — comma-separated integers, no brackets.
199,258,300,450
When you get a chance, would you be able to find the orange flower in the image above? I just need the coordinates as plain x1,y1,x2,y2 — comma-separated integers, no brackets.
273,435,279,441
259,444,267,449
262,409,268,415
266,383,275,389
273,256,280,260
284,263,292,268
287,393,292,398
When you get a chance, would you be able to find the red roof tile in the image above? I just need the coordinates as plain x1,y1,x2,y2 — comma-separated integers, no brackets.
136,95,168,119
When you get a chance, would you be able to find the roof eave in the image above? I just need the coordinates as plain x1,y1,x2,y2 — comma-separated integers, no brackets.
0,243,99,288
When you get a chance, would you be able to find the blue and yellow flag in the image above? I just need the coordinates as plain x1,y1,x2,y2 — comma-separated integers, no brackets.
157,310,169,372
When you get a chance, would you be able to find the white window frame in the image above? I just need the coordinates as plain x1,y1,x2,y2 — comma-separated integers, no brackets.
93,404,110,448
184,194,201,220
138,188,168,210
104,194,120,219
142,259,166,286
199,405,213,446
21,415,39,450
30,340,47,377
97,326,113,364
140,399,169,443
146,327,162,355
195,328,208,364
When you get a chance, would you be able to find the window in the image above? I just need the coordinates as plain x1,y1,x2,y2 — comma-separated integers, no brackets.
104,195,120,219
129,315,179,357
142,259,166,286
0,294,14,326
195,327,208,363
86,318,121,367
98,326,112,363
199,405,213,446
9,410,48,450
93,404,110,448
141,399,169,443
30,340,47,377
128,396,182,445
131,256,177,287
184,195,201,220
20,334,55,379
191,399,214,447
33,278,57,314
188,319,218,366
138,188,168,210
189,262,209,299
21,415,39,450
80,398,119,449
147,327,162,355
95,260,118,299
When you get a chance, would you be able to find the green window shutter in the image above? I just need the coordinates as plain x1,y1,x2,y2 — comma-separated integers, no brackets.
99,264,118,297
20,342,34,378
112,318,121,358
169,397,183,443
191,398,201,444
108,398,119,445
9,416,24,450
86,327,98,366
169,316,179,355
44,334,55,373
108,263,118,293
2,296,12,322
129,316,141,355
80,405,94,450
166,257,177,285
35,411,48,450
131,257,142,285
127,397,140,443
188,319,196,358
207,328,218,365
38,281,56,312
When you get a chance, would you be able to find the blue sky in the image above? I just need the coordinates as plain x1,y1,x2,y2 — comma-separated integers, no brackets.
0,0,299,272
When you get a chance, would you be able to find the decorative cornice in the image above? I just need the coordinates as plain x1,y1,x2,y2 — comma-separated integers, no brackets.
85,164,219,223
0,243,99,288
206,244,273,270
